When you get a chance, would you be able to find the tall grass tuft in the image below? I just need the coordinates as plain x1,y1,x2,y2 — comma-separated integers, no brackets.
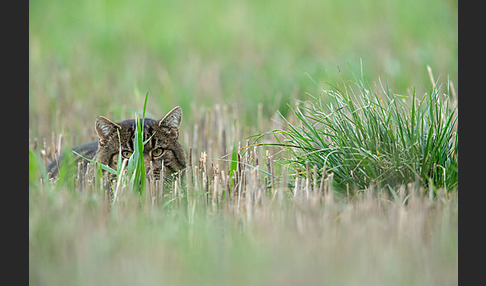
261,68,458,191
125,93,149,200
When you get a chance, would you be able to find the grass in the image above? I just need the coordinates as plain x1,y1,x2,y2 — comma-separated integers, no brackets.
125,94,148,198
256,66,458,191
29,184,458,286
29,94,458,285
29,0,457,285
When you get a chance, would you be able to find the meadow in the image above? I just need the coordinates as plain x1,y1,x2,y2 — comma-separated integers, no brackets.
29,0,458,285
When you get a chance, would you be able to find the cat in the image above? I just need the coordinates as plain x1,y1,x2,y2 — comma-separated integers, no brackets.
47,106,187,182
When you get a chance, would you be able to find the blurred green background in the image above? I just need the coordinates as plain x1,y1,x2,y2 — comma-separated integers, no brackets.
29,0,457,143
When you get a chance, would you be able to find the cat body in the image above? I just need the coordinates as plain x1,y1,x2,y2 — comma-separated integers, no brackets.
47,106,186,181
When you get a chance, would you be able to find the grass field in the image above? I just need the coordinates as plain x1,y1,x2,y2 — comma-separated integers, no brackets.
29,104,458,285
29,0,458,285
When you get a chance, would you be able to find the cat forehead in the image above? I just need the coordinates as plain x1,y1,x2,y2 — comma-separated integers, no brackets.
115,118,175,140
116,118,158,128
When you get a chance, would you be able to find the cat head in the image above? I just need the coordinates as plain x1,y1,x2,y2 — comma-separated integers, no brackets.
94,106,186,180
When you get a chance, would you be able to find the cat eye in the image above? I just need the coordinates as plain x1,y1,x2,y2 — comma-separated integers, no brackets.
121,150,133,159
152,148,164,157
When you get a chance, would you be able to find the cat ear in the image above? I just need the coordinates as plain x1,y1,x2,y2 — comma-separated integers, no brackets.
159,106,182,129
95,116,121,144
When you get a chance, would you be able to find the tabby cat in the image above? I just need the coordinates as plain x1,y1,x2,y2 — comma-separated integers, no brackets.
47,106,187,181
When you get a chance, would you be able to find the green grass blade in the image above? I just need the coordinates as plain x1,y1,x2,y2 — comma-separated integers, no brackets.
72,150,117,175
